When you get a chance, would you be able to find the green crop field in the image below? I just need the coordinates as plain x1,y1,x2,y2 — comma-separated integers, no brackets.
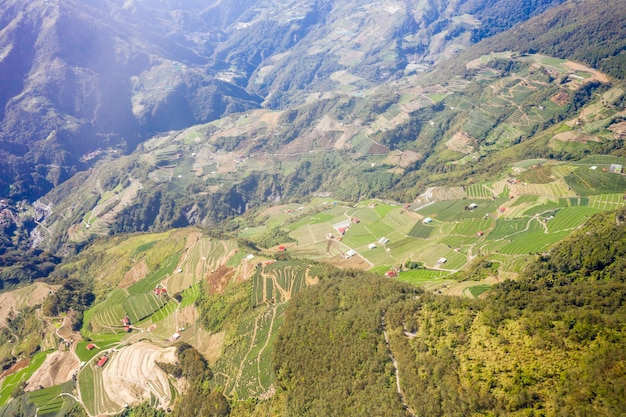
149,300,178,323
252,261,310,306
79,362,120,417
27,385,66,416
396,269,450,285
212,303,287,399
407,222,435,238
546,206,600,233
467,284,491,298
122,293,168,324
487,218,530,240
128,253,180,294
565,167,626,195
466,184,494,199
87,289,128,328
0,351,51,407
573,155,626,166
76,335,123,362
450,218,493,236
498,230,571,255
589,193,626,210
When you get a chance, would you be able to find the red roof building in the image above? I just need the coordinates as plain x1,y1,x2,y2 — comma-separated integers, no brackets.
278,245,286,252
96,357,108,368
385,270,397,278
86,343,96,350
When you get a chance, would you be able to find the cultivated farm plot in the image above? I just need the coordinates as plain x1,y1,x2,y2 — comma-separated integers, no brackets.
396,269,450,285
407,222,436,238
0,352,50,407
88,289,128,329
26,385,68,416
252,261,311,305
589,193,626,210
565,168,626,196
128,253,179,295
512,180,574,197
213,303,286,400
449,218,493,236
122,293,168,324
546,206,600,233
170,238,238,293
487,218,529,240
498,230,571,255
79,365,119,417
465,183,494,199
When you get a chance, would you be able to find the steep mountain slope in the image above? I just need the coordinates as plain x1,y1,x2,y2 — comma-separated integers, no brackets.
0,0,261,200
0,0,566,201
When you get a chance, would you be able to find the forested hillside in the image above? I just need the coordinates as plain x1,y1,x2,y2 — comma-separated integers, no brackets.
266,208,626,416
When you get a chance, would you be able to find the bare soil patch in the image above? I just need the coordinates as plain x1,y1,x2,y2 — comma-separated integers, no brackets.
562,61,609,83
101,342,177,410
182,325,225,364
327,253,371,269
206,265,235,294
0,282,58,324
118,259,149,288
609,121,626,139
25,351,79,391
383,150,423,168
553,131,600,143
551,91,570,106
0,358,29,379
446,131,476,154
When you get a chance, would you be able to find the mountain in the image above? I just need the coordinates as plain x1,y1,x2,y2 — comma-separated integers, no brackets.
0,0,568,201
0,1,626,416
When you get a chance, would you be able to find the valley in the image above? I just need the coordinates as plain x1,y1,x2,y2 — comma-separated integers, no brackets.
1,0,625,416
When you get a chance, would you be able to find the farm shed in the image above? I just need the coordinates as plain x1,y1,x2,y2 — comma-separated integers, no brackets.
423,217,433,224
385,270,397,278
96,357,108,368
468,203,478,209
333,219,352,231
437,257,447,264
610,164,623,173
86,344,96,350
368,243,377,249
345,249,357,258
378,237,389,244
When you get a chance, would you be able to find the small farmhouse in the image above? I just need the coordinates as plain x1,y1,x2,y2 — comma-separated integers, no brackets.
96,356,108,368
